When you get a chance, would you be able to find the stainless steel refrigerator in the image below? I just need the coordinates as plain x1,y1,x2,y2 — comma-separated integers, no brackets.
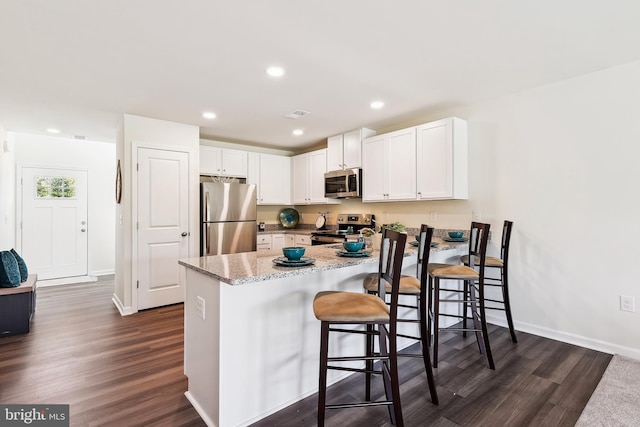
200,182,257,256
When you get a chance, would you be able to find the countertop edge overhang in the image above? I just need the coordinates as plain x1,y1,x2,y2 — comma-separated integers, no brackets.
179,238,467,286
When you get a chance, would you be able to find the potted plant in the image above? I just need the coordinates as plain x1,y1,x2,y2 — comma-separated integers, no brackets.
371,222,406,250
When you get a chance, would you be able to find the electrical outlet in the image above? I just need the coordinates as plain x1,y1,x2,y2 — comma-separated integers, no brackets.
384,212,389,220
620,295,635,312
473,210,481,220
430,211,437,221
196,296,206,320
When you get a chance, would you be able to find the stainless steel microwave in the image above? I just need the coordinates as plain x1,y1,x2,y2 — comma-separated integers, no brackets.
324,168,361,198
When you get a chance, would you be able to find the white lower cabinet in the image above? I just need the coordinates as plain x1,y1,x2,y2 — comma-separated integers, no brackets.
272,234,286,250
294,234,311,246
285,235,295,247
256,234,272,251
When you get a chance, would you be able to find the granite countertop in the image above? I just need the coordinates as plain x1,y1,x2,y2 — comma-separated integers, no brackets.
179,237,466,286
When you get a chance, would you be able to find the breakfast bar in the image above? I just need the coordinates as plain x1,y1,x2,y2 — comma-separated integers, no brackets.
179,239,466,427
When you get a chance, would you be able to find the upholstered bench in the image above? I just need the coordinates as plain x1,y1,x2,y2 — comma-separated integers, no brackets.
0,274,37,336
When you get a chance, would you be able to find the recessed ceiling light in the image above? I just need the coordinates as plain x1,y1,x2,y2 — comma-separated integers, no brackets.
370,101,385,109
202,112,217,119
46,128,61,134
293,129,304,136
266,66,285,77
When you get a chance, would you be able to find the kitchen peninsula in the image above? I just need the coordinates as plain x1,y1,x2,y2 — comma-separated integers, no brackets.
179,239,466,427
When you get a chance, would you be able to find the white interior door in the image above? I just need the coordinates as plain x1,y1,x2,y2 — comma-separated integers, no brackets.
137,147,190,310
21,167,88,280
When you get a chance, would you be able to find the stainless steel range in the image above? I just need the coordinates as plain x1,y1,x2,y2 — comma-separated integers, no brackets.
310,213,375,245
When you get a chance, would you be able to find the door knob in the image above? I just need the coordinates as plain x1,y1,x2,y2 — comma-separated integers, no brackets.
81,228,86,232
181,232,188,237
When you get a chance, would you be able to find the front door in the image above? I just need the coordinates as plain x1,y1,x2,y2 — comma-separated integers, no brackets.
137,147,190,310
20,167,88,280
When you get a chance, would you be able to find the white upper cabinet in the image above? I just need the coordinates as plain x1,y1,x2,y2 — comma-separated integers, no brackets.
416,117,468,200
362,127,417,202
200,146,247,177
326,128,376,171
247,153,291,205
292,149,335,205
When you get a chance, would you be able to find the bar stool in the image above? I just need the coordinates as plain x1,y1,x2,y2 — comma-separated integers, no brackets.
313,229,410,426
362,224,438,405
427,222,495,369
461,220,517,343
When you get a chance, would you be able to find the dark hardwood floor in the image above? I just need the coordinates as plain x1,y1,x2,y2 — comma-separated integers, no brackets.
1,278,611,426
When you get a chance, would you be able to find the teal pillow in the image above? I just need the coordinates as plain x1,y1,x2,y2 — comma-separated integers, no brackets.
0,251,21,288
10,249,28,282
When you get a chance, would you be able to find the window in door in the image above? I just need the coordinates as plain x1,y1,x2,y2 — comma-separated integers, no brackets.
35,176,77,199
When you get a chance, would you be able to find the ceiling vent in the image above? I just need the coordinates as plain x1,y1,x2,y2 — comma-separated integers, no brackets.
73,135,86,140
283,110,310,119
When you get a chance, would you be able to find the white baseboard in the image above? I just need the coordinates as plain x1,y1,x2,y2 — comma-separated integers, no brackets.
37,275,97,287
184,392,215,427
90,269,115,277
486,314,640,361
111,293,134,316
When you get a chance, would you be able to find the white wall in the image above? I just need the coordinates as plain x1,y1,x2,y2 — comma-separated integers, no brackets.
0,122,15,250
114,114,199,314
12,132,116,276
445,61,640,358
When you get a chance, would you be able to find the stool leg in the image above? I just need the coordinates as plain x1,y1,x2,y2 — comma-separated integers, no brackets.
462,281,469,338
501,266,518,343
365,323,374,401
379,324,403,426
467,281,486,355
432,277,441,368
318,321,329,427
477,282,496,370
418,293,439,405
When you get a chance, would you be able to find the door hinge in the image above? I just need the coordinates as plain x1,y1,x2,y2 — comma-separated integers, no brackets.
137,280,139,289
136,163,139,171
136,222,138,230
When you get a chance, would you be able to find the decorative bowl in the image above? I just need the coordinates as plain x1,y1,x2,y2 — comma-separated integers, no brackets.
282,246,305,261
448,231,464,239
343,241,365,252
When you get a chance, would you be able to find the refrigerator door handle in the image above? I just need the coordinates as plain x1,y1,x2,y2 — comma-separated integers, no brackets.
205,191,210,222
205,223,211,255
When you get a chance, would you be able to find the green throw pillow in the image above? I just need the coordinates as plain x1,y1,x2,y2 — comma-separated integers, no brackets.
10,249,28,282
0,250,21,288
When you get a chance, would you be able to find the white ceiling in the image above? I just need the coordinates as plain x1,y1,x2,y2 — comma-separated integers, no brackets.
1,1,640,150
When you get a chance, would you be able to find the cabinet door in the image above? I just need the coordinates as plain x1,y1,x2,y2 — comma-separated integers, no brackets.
308,149,328,203
199,147,221,175
257,234,272,251
272,234,285,250
291,154,310,204
386,127,417,200
285,235,295,247
326,135,344,171
259,154,291,205
294,234,311,246
342,129,362,169
416,117,467,200
362,135,387,201
221,149,247,177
